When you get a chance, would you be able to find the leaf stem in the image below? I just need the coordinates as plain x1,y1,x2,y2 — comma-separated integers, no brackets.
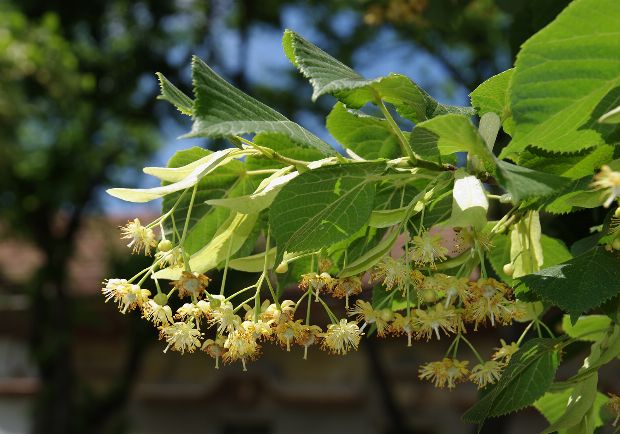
179,183,198,271
377,98,417,163
459,334,485,364
235,135,310,167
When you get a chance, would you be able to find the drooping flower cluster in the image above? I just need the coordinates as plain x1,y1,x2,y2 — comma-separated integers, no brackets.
105,215,527,385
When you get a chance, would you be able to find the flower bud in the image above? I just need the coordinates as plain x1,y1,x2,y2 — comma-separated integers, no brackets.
154,292,168,306
275,261,289,273
422,288,437,303
158,239,173,252
208,295,221,309
503,263,515,277
615,207,620,219
612,237,620,251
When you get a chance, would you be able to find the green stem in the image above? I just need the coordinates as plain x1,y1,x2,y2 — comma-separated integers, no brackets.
262,230,280,309
235,135,309,167
179,183,198,272
313,289,339,324
232,296,257,314
377,99,416,163
517,320,536,346
224,284,256,302
445,334,461,358
459,334,485,364
220,237,233,295
147,187,189,229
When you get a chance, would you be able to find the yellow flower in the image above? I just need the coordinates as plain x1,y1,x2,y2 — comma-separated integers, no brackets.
372,257,411,293
492,339,519,364
155,245,184,268
413,303,457,341
321,319,362,355
258,299,296,323
102,279,150,314
465,278,515,328
143,299,173,326
170,271,211,299
410,230,448,267
348,300,391,337
223,329,260,371
120,218,158,255
300,272,334,301
295,324,323,360
160,321,202,354
330,276,362,308
242,319,274,341
607,393,620,426
175,302,203,323
419,358,469,389
591,165,620,207
431,274,472,307
202,336,227,369
275,319,303,351
470,361,503,388
390,312,416,346
210,302,242,334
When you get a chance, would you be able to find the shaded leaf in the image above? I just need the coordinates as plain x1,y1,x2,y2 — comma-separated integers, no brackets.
269,162,384,257
283,29,473,122
519,247,620,321
470,69,514,131
496,160,568,202
326,102,400,159
156,72,193,116
463,338,560,427
187,56,335,155
409,114,495,172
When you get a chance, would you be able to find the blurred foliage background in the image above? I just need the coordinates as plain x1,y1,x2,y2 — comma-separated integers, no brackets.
0,1,576,433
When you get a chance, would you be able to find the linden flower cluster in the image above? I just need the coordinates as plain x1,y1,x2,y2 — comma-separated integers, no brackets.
105,215,525,381
104,270,363,370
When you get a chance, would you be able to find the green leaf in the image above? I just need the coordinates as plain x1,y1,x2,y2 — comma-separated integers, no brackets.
338,228,399,278
536,374,600,434
283,29,473,122
326,102,400,159
519,247,620,321
495,160,568,202
463,338,560,427
501,0,620,159
562,315,612,342
541,177,606,215
155,212,259,279
516,145,615,180
155,72,193,116
187,55,335,156
269,162,383,257
470,69,514,129
409,114,496,172
540,373,599,434
563,392,609,434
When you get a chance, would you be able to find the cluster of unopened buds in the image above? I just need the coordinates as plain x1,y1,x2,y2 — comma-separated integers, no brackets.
103,217,528,388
